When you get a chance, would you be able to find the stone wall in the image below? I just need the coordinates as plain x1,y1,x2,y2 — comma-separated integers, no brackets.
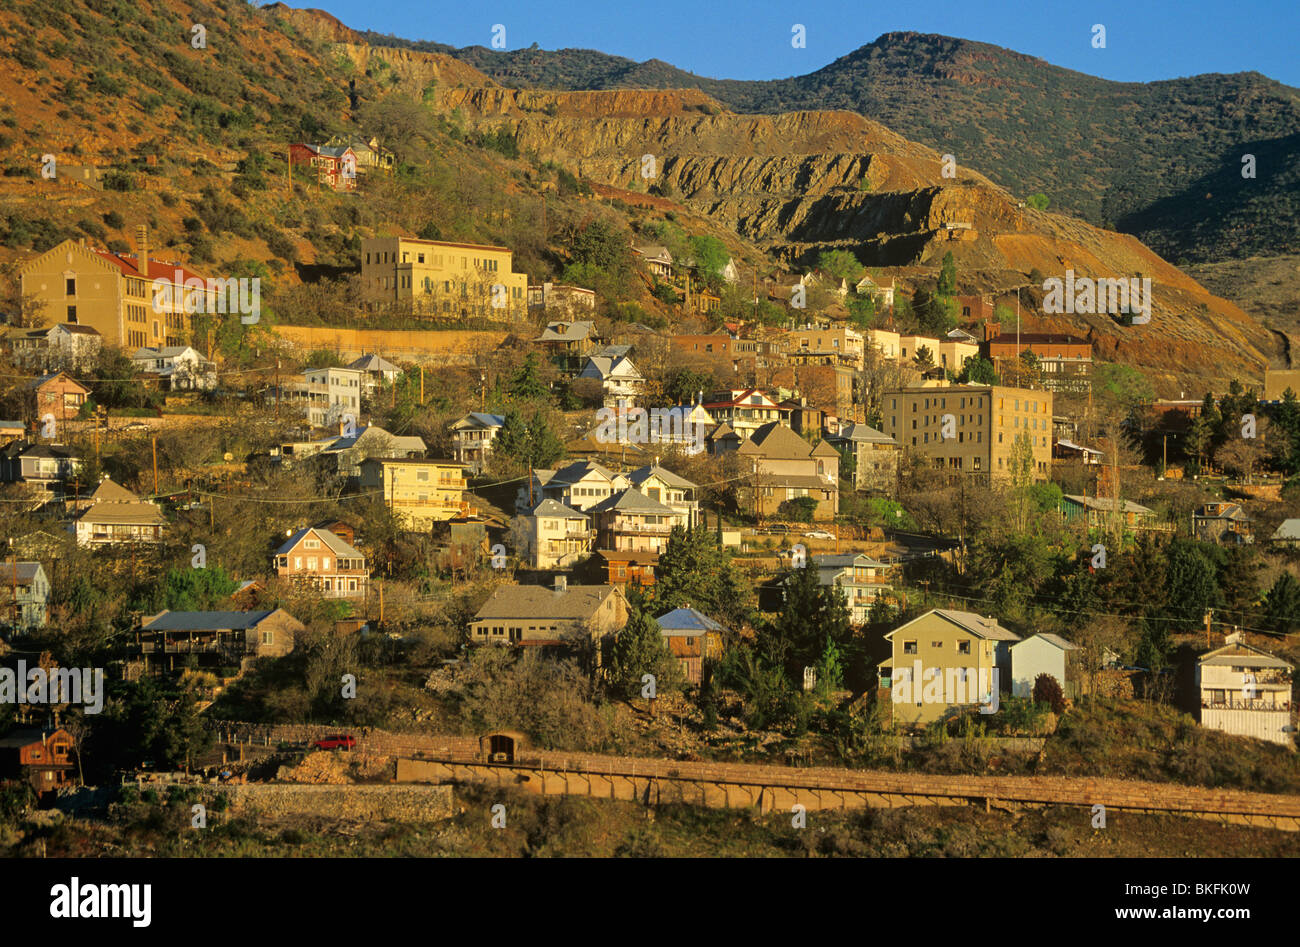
216,783,453,821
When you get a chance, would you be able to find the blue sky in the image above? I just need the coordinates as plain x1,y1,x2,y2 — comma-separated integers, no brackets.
303,0,1300,87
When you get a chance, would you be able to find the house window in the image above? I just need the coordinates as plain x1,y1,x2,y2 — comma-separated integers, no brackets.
67,305,77,322
262,631,274,645
66,278,76,296
903,640,917,654
957,641,971,654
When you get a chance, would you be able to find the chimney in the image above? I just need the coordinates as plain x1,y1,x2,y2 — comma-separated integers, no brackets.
554,575,567,593
135,225,149,278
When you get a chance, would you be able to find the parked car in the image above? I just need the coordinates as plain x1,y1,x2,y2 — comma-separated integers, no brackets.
311,734,356,751
803,530,835,540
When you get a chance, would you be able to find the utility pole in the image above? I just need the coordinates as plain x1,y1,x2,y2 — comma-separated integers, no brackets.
151,436,158,496
274,360,280,420
419,366,424,404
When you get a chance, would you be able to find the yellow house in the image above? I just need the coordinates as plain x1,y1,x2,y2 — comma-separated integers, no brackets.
20,228,215,350
883,608,1019,727
358,457,469,529
360,237,528,320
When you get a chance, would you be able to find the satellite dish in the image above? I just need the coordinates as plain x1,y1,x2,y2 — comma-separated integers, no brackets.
224,452,233,462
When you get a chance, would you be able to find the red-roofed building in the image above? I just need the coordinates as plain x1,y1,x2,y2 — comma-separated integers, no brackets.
290,143,359,192
19,227,218,349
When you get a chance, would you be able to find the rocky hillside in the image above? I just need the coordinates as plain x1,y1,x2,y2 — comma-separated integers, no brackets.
422,78,1278,386
0,0,1284,391
384,31,1300,267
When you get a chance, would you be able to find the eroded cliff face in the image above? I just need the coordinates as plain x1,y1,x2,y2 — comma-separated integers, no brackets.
335,42,1275,386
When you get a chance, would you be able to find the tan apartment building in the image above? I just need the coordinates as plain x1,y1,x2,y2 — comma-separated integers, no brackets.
737,421,840,520
274,527,369,599
20,228,215,349
73,479,167,546
883,609,1020,727
359,457,469,530
787,325,865,369
588,487,689,555
361,237,528,320
881,384,1053,482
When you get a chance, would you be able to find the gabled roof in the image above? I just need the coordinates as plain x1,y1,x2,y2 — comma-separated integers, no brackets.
530,498,588,520
472,584,622,621
90,479,141,503
811,439,840,458
0,562,44,584
813,553,885,570
49,323,101,336
143,609,303,632
1199,640,1292,669
588,487,679,517
1271,518,1300,541
26,372,90,394
579,355,642,381
1063,495,1153,515
550,461,618,485
450,412,505,431
737,422,814,459
624,464,696,491
884,608,1021,643
276,527,364,559
1012,632,1079,651
655,607,726,635
325,425,426,454
534,321,595,343
346,354,401,373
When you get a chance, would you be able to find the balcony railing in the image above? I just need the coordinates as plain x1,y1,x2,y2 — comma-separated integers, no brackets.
1202,698,1292,712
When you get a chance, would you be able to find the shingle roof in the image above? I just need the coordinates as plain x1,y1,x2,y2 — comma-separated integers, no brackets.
655,607,725,634
451,412,506,431
886,608,1021,642
142,609,286,631
1063,495,1153,515
346,354,401,373
276,527,364,559
1013,632,1079,651
737,422,814,459
831,423,895,445
624,464,696,490
588,487,679,516
530,499,588,519
472,585,620,621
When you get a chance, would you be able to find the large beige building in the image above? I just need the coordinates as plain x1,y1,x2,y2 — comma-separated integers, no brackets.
359,457,469,529
360,237,528,320
20,228,213,350
881,384,1053,481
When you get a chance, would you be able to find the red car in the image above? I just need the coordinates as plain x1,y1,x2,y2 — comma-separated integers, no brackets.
311,734,356,751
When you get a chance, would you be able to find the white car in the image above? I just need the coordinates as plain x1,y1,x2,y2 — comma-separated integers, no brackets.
803,530,835,540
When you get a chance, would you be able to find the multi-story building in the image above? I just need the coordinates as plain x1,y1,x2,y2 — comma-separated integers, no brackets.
0,561,50,633
522,499,592,569
360,237,528,320
279,424,426,482
26,372,89,431
811,553,892,624
72,479,167,546
518,461,622,514
882,608,1019,727
986,331,1092,392
1192,502,1253,545
469,579,629,665
737,421,840,521
20,228,215,349
787,325,865,369
881,384,1054,482
1193,633,1293,746
865,328,900,361
289,143,358,191
274,527,369,599
622,464,699,528
527,282,596,317
359,458,469,529
0,727,75,797
702,389,789,443
825,422,899,493
0,442,84,502
129,608,304,677
534,320,600,373
588,487,689,555
449,412,505,474
130,346,216,391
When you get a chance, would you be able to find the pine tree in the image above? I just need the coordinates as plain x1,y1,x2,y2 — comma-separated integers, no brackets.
607,609,681,699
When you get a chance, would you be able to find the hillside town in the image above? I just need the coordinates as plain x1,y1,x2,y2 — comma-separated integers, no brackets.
1,0,1299,874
